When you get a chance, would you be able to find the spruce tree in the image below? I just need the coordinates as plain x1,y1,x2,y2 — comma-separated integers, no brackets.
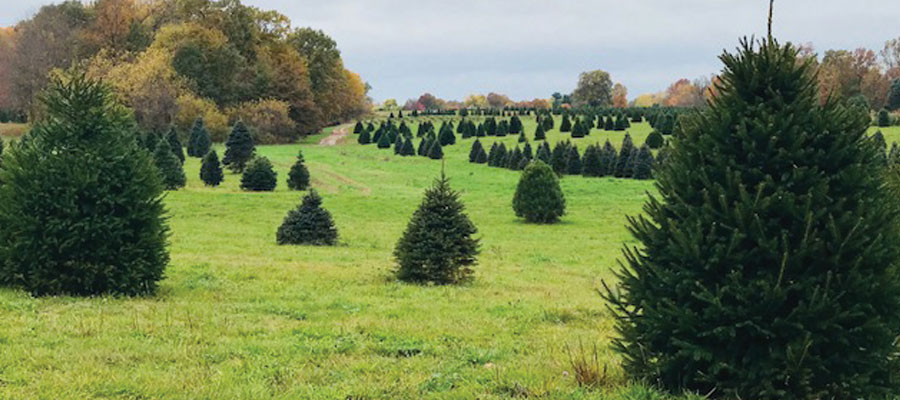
439,124,456,146
509,115,523,133
888,79,900,111
560,115,572,132
400,137,415,156
614,133,635,177
512,160,565,223
223,121,255,172
631,144,654,179
418,137,432,157
187,118,211,158
154,141,186,190
287,150,311,190
0,75,168,296
565,144,582,175
240,157,277,191
377,128,392,149
200,150,224,187
582,144,604,177
474,145,488,164
600,140,618,176
542,114,554,131
872,130,888,166
522,142,533,160
549,141,569,174
506,147,523,170
276,190,338,246
469,139,484,163
393,134,403,154
166,127,185,163
358,129,371,144
877,109,891,127
605,38,900,399
536,141,551,164
534,123,546,140
604,115,615,130
645,130,664,149
354,121,363,133
394,174,479,284
427,140,444,160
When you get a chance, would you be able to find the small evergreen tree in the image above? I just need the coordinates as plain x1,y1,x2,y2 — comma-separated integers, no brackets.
469,139,484,163
512,160,565,223
358,129,371,144
582,144,604,177
287,150,311,190
276,190,338,246
534,123,546,140
394,174,479,284
439,124,456,146
560,115,572,132
418,137,432,157
565,144,582,175
400,137,416,156
542,114,554,130
536,141,551,164
599,140,618,176
377,128,392,149
187,118,211,157
888,79,900,111
509,115,523,133
154,141,186,190
872,130,888,166
549,141,569,174
199,150,224,187
878,109,891,127
427,140,444,160
353,121,363,133
393,134,404,154
614,133,635,177
223,121,255,172
631,144,654,179
240,157,277,191
166,127,185,163
506,147,524,170
645,130,664,149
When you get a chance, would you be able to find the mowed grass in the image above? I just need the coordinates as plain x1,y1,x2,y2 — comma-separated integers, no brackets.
0,117,711,400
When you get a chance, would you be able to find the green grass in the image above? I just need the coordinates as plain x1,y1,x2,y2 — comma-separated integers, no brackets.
0,117,694,399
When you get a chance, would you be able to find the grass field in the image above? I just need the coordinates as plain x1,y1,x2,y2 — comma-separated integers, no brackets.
0,116,896,399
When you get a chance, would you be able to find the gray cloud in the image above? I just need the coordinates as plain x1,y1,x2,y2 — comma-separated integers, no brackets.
4,0,899,102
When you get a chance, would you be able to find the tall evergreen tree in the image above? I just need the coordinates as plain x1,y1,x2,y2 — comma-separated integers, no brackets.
394,174,479,284
276,190,338,246
549,141,570,174
199,150,224,187
614,133,635,177
223,121,256,172
512,160,565,223
599,140,618,176
605,38,900,399
187,118,211,158
287,150,311,190
166,127,185,163
154,141,186,190
582,144,603,177
565,144,582,175
0,75,169,296
631,144,654,179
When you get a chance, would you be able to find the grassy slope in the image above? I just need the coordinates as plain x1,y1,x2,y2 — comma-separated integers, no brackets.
0,117,699,399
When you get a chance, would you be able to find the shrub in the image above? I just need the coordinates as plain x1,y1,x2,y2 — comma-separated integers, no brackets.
394,174,479,284
223,121,256,172
226,99,298,144
154,141,186,190
200,150,224,187
604,39,900,399
0,75,168,296
645,130,664,149
276,190,338,246
287,150,311,190
187,118,212,157
240,157,277,191
512,160,565,223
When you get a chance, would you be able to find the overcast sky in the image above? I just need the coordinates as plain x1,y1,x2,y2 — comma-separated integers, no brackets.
3,1,899,102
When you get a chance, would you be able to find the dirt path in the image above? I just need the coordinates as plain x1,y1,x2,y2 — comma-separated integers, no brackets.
318,125,350,146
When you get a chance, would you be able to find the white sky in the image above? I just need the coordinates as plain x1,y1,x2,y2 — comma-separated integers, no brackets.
3,0,899,102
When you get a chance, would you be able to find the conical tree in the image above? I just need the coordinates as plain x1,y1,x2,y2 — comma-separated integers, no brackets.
187,118,211,157
400,137,416,156
534,123,546,140
240,157,277,191
536,141,551,164
512,160,565,223
565,144,582,175
427,140,444,160
872,130,888,166
166,127,185,163
877,109,891,127
549,140,569,174
276,190,338,246
560,115,572,132
604,38,900,399
377,128,392,149
223,121,255,172
393,134,404,154
394,173,479,284
200,150,224,187
353,121,364,133
645,130,664,149
358,129,371,144
0,74,168,296
599,140,618,176
469,139,484,163
287,150,311,190
582,144,604,177
154,141,186,190
614,133,635,177
631,144,654,180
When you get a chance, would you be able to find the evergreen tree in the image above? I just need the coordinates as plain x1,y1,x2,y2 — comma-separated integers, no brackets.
549,140,569,174
582,144,604,177
631,144,654,179
872,130,888,166
571,119,585,138
400,137,416,156
604,115,615,130
604,38,900,399
522,142,533,160
560,115,572,132
199,149,224,187
888,79,900,111
542,114,554,131
223,121,256,172
890,142,900,166
878,109,891,127
393,134,404,154
509,115,523,134
439,124,456,146
276,190,338,246
534,123,546,140
287,150,311,190
565,144,582,175
354,121,363,133
427,140,444,160
614,133,635,177
474,145,488,164
358,129,371,144
645,130,664,149
377,128,393,149
154,141,186,190
469,139,484,163
394,174,479,284
599,140,618,176
240,157,277,191
142,130,160,153
0,75,168,296
506,146,524,170
166,127,185,163
536,141,551,164
187,118,211,158
512,160,565,223
418,137,432,157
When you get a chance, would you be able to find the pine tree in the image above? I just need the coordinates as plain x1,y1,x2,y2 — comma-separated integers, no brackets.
506,147,524,170
154,141,186,190
394,174,479,284
187,118,211,158
645,130,664,149
142,130,160,153
240,157,277,191
400,137,416,156
604,115,615,130
393,134,404,154
276,190,338,246
199,150,224,187
565,144,582,175
599,140,618,176
469,139,484,163
549,140,569,174
582,144,604,177
418,137,431,157
614,133,635,177
287,150,311,190
872,130,888,166
377,128,392,149
522,142,533,161
571,119,585,138
878,109,891,127
631,144,654,179
512,160,565,223
542,114,554,131
0,75,169,296
354,121,363,133
536,141,551,164
166,127,185,163
427,140,444,160
509,115,523,134
223,121,255,172
439,123,456,146
474,145,488,164
888,79,900,111
560,115,572,132
605,38,900,399
358,129,371,144
534,123,546,140
890,142,900,166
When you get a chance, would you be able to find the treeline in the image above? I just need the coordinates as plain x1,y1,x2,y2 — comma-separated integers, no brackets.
0,0,371,143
